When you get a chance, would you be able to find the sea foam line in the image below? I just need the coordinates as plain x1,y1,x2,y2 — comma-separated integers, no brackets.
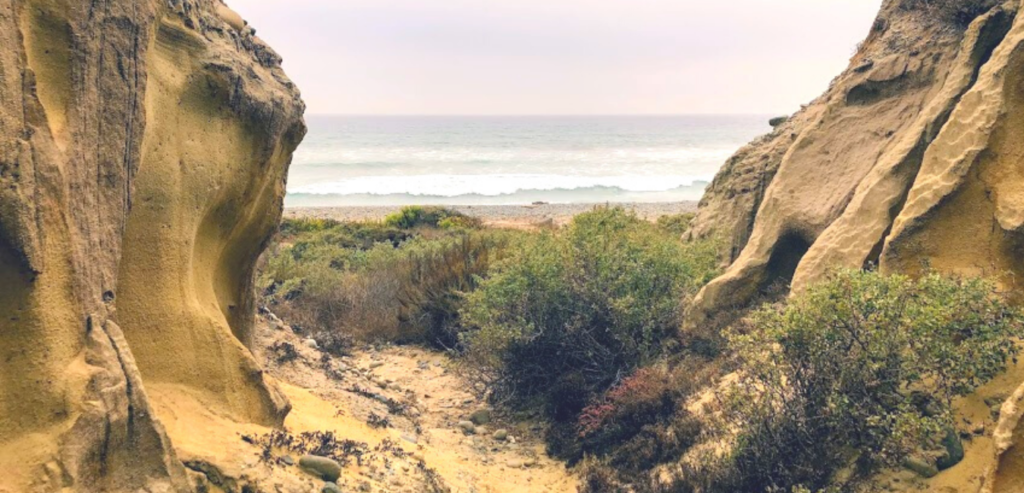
290,174,712,197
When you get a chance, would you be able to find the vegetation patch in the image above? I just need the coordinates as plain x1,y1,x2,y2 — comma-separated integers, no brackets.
457,207,721,459
682,270,1024,492
242,430,370,468
260,209,517,349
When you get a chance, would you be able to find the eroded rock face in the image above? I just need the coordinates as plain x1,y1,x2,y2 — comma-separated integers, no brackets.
691,1,1024,488
688,0,1021,327
0,0,305,491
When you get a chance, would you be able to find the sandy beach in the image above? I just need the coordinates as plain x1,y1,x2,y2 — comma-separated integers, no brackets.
285,202,699,228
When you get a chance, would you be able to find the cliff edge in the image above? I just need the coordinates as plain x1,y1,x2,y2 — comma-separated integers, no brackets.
0,0,305,491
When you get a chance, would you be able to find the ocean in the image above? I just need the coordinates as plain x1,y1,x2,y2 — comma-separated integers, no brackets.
285,115,771,207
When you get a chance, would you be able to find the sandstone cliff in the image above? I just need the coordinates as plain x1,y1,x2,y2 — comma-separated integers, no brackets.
690,0,1016,318
689,0,1024,489
0,0,305,491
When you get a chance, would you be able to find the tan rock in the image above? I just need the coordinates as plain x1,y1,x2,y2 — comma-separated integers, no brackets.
687,1,1020,329
0,0,304,490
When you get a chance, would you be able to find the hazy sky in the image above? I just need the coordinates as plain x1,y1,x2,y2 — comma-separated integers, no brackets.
229,0,883,115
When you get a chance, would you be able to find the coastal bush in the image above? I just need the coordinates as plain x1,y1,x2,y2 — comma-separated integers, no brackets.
655,212,695,237
260,216,512,349
457,207,721,445
573,362,712,479
383,206,482,230
685,270,1024,492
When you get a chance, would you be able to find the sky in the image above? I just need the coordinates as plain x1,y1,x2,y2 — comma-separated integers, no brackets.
229,0,884,115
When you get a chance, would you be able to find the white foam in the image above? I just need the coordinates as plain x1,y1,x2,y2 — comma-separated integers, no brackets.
290,174,711,197
293,146,736,169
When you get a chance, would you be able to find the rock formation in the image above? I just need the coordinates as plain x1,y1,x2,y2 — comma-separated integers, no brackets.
0,0,305,491
689,0,1018,322
689,0,1024,489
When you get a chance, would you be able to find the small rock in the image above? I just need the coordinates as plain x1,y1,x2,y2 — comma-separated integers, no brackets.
493,429,509,441
304,339,319,350
973,423,986,436
458,421,476,434
358,481,372,492
903,456,938,478
322,482,342,493
299,455,342,482
507,459,524,468
401,433,418,445
370,361,384,369
470,409,492,425
768,116,789,128
282,455,295,466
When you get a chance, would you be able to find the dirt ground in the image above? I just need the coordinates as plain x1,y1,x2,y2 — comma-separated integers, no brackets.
156,312,578,492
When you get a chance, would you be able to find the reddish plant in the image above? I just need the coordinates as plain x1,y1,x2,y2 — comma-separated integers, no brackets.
577,367,672,438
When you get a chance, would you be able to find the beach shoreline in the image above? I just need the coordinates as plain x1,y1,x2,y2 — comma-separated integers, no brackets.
285,202,699,228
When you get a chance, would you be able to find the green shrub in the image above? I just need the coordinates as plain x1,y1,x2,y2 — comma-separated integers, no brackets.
656,212,695,237
383,206,481,230
458,207,720,432
688,270,1024,492
278,217,341,235
260,218,514,350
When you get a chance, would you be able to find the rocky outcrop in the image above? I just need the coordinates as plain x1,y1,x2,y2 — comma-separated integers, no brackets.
688,0,1021,327
690,1,1024,488
0,0,305,491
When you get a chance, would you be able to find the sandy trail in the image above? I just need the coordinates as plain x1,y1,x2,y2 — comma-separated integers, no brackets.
154,314,577,492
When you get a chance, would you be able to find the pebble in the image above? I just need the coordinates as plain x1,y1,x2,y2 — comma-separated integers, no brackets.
903,456,938,478
507,459,524,468
493,429,508,441
458,421,476,434
304,339,319,350
282,456,294,466
299,455,342,482
470,409,492,425
322,482,342,493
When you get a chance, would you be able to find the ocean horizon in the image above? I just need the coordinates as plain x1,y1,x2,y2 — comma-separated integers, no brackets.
285,114,772,207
